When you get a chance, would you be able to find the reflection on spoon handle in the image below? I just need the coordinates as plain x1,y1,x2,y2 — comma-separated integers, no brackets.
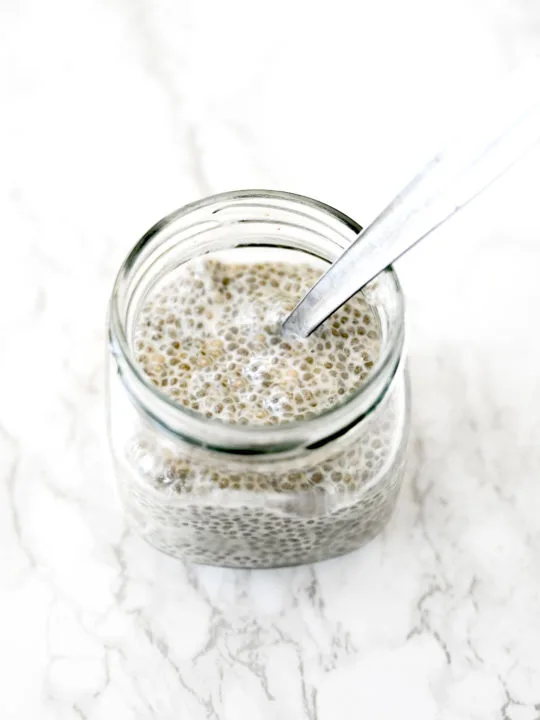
283,59,540,338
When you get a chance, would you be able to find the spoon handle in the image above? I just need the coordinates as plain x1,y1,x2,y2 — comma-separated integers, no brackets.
283,59,540,338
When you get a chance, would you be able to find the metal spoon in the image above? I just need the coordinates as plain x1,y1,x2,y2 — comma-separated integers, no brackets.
282,59,540,338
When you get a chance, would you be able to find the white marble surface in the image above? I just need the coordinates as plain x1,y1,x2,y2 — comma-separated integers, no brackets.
1,1,540,718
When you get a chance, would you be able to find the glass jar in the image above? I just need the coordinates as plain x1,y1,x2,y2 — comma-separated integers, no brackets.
107,190,410,568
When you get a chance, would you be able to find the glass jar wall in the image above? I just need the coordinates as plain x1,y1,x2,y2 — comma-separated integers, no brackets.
107,191,410,567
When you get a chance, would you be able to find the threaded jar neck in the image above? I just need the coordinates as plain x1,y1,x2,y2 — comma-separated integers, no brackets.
108,190,405,455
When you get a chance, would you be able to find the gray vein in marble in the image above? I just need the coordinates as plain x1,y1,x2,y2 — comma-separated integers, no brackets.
143,625,218,719
499,677,540,720
409,435,447,582
72,705,87,720
1,424,37,575
123,0,213,196
110,529,130,607
465,578,484,667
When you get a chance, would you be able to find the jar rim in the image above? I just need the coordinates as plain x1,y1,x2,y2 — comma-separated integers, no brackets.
109,189,405,454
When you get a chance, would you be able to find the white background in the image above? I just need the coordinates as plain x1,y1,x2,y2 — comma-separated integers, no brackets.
1,1,540,718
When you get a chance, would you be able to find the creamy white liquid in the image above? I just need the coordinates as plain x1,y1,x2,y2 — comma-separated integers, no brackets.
133,257,381,425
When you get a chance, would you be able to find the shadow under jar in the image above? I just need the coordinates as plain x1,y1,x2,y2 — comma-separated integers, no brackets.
107,190,410,568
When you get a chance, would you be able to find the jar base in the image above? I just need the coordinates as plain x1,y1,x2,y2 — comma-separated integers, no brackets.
132,498,398,569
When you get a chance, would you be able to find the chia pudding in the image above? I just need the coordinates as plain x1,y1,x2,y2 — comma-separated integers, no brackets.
112,254,407,567
134,258,381,425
